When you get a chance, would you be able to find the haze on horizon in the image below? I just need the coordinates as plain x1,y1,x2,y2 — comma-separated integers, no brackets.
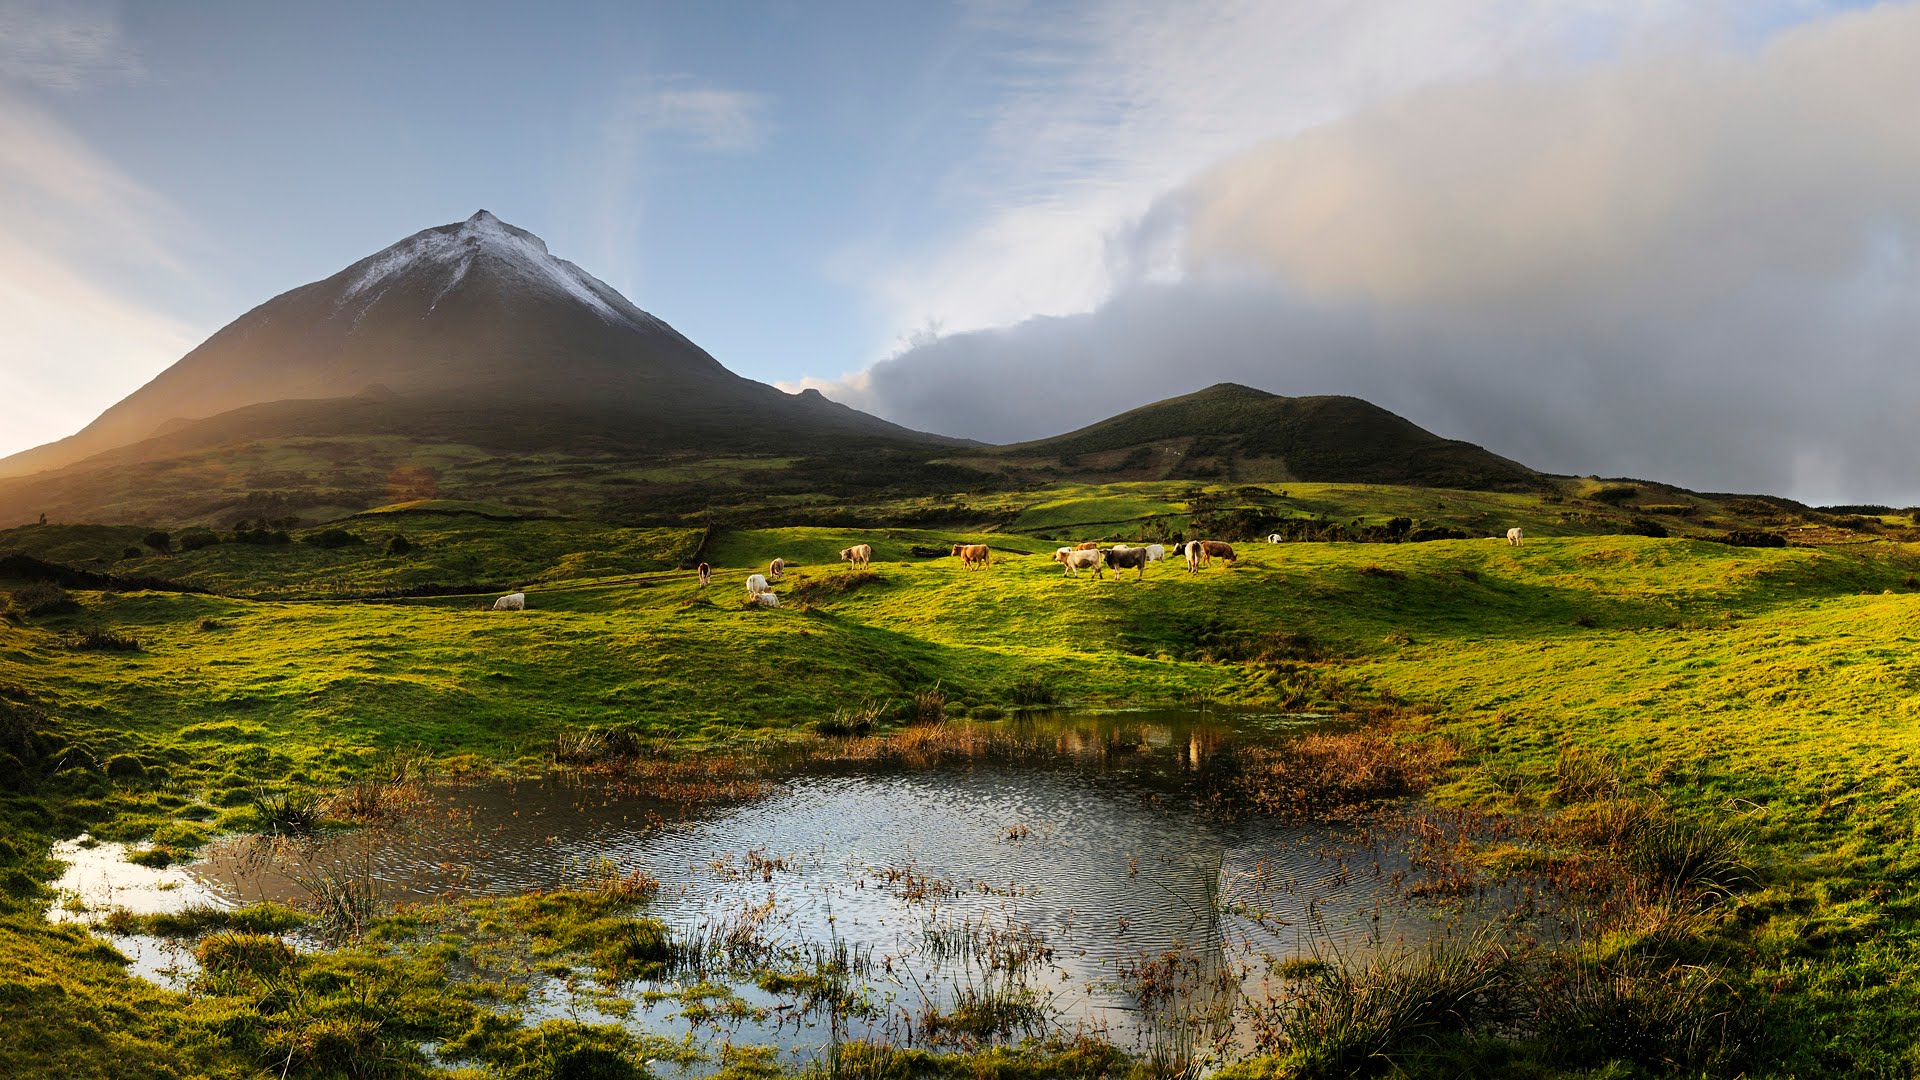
3,0,1916,504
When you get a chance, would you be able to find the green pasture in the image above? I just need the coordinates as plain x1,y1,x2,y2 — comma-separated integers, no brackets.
9,485,1920,1076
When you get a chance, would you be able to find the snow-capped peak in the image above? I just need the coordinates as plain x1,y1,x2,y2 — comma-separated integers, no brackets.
339,210,642,327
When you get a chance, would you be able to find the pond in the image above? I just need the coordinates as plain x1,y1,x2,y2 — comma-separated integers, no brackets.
50,710,1473,1071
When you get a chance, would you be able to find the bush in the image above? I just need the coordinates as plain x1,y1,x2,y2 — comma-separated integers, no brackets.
1621,517,1669,538
384,533,413,556
177,529,221,552
6,582,76,618
142,530,172,553
1715,531,1786,548
306,528,365,550
1589,486,1638,505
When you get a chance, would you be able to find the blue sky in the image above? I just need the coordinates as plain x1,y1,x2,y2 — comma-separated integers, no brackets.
6,0,1919,501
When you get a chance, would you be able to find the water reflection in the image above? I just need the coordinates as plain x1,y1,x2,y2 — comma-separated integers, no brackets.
54,711,1461,1069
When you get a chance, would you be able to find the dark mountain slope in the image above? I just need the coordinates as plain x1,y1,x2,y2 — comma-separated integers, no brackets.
985,383,1540,491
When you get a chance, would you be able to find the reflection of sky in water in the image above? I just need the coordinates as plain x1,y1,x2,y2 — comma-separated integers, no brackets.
45,712,1468,1067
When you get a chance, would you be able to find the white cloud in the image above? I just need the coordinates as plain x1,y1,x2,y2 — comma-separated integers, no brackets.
0,91,199,461
821,2,1920,504
834,0,1755,355
578,75,770,294
0,0,141,90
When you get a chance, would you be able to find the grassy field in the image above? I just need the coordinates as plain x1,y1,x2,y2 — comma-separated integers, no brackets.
7,481,1920,1076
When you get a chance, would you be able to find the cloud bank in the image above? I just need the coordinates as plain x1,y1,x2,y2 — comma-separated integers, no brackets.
814,2,1920,503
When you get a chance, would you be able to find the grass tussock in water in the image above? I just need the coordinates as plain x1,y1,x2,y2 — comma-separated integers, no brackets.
1218,724,1456,821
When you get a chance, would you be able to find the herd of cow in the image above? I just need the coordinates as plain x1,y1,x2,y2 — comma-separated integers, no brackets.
491,527,1527,609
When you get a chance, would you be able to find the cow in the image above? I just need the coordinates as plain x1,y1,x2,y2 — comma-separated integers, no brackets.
769,558,786,579
952,543,991,570
1073,541,1100,551
840,544,873,568
754,591,779,608
492,592,525,611
1055,547,1105,578
746,573,771,598
1268,533,1282,544
1104,546,1149,580
1144,544,1166,562
1507,527,1524,547
697,562,711,586
1200,540,1237,564
1184,542,1203,574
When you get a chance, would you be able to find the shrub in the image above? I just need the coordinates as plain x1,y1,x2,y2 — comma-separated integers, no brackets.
384,533,413,556
1621,517,1669,538
1715,531,1786,548
306,528,365,550
6,582,76,618
177,529,221,552
1589,486,1638,505
142,530,172,553
1407,525,1470,542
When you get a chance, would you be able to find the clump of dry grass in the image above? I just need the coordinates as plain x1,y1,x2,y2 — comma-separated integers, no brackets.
1220,727,1457,821
786,570,881,608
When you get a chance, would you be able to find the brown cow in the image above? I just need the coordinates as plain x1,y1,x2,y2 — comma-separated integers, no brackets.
1073,541,1100,550
1103,546,1149,580
697,562,711,586
952,543,991,570
1200,540,1237,564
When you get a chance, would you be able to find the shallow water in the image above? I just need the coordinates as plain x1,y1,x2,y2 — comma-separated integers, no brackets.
50,711,1464,1070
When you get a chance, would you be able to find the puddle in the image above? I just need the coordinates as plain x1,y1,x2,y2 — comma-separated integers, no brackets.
47,711,1473,1069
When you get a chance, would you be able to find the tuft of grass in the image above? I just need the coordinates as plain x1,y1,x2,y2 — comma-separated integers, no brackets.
1260,935,1511,1076
68,628,140,651
249,789,319,836
6,581,77,618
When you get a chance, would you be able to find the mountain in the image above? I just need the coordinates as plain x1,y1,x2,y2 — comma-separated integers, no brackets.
0,211,954,482
980,383,1540,490
0,212,965,524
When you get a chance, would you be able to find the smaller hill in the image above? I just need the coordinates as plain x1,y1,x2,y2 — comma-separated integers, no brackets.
981,383,1541,491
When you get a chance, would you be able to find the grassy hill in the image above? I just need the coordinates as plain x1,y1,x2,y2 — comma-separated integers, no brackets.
8,481,1920,1075
975,383,1541,490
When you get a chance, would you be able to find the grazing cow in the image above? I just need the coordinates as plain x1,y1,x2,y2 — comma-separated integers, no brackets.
1055,547,1105,578
840,544,873,568
952,543,991,570
1104,546,1149,580
1507,527,1524,547
1073,541,1101,551
1200,540,1237,564
1184,542,1203,574
1144,543,1166,562
769,558,786,579
492,592,526,611
746,573,770,598
754,591,779,608
1268,533,1282,544
697,562,711,586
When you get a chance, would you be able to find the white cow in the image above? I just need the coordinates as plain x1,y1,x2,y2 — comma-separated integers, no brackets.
769,558,786,579
840,544,873,568
754,591,779,607
1268,533,1282,544
1144,544,1166,562
1054,548,1105,579
1507,527,1524,547
492,592,526,611
746,573,771,598
1184,542,1203,574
